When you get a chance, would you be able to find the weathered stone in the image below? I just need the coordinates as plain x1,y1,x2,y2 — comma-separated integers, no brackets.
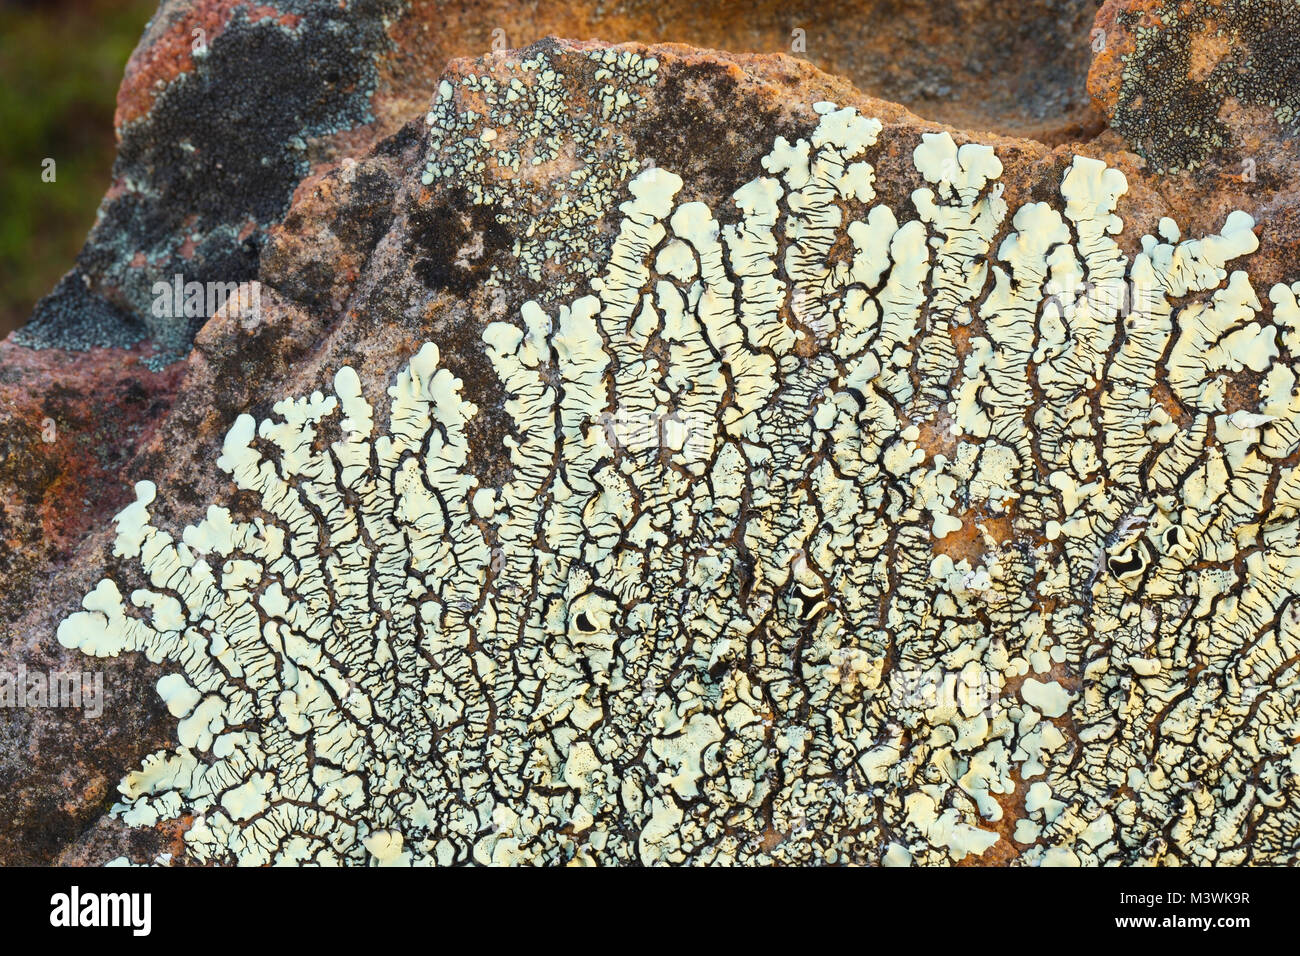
5,1,1300,867
1090,0,1300,174
18,0,1099,364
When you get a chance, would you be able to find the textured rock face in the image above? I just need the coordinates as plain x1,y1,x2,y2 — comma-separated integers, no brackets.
18,0,1099,363
56,90,1300,863
1090,0,1300,174
5,1,1300,866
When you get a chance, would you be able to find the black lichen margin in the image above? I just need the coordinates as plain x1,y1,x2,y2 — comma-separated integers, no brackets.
1111,0,1300,174
16,0,405,366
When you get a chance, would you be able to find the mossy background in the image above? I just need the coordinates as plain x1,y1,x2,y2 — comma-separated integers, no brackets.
0,0,157,338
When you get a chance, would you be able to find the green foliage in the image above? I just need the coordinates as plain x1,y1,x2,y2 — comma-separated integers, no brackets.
0,0,156,336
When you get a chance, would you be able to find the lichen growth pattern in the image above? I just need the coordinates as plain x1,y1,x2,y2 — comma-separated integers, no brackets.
60,100,1300,866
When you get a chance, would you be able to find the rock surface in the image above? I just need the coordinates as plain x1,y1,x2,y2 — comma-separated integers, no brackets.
4,0,1300,865
1090,0,1300,174
19,0,1103,361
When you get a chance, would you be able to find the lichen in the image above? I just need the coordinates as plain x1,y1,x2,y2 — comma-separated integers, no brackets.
419,46,660,302
1110,0,1300,173
17,0,405,366
59,101,1300,865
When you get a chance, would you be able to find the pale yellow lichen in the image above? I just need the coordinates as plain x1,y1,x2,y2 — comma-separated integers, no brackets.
57,97,1300,866
421,48,659,300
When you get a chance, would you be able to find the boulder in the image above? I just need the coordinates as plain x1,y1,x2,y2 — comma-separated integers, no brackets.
5,1,1300,866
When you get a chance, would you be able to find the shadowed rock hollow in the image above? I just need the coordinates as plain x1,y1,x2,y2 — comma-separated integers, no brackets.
4,0,1300,866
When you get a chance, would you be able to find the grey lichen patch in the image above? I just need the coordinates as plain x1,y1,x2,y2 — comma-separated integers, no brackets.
59,103,1300,865
17,0,405,366
15,270,146,352
1111,0,1300,173
420,47,660,303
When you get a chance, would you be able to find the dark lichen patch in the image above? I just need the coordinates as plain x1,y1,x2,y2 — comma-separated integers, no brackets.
17,0,404,364
262,247,338,317
375,117,426,159
405,194,512,297
1112,0,1300,173
261,157,403,315
632,64,808,210
16,270,145,352
332,166,403,252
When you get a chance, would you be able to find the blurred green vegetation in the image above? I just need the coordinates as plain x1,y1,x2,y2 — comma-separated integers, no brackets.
0,0,158,337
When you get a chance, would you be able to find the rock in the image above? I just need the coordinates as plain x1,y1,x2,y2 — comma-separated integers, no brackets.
5,2,1300,866
0,341,180,634
17,0,1100,364
0,340,183,864
17,0,409,363
1089,0,1300,174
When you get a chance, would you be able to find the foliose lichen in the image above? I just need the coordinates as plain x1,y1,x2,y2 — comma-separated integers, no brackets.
59,99,1300,865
